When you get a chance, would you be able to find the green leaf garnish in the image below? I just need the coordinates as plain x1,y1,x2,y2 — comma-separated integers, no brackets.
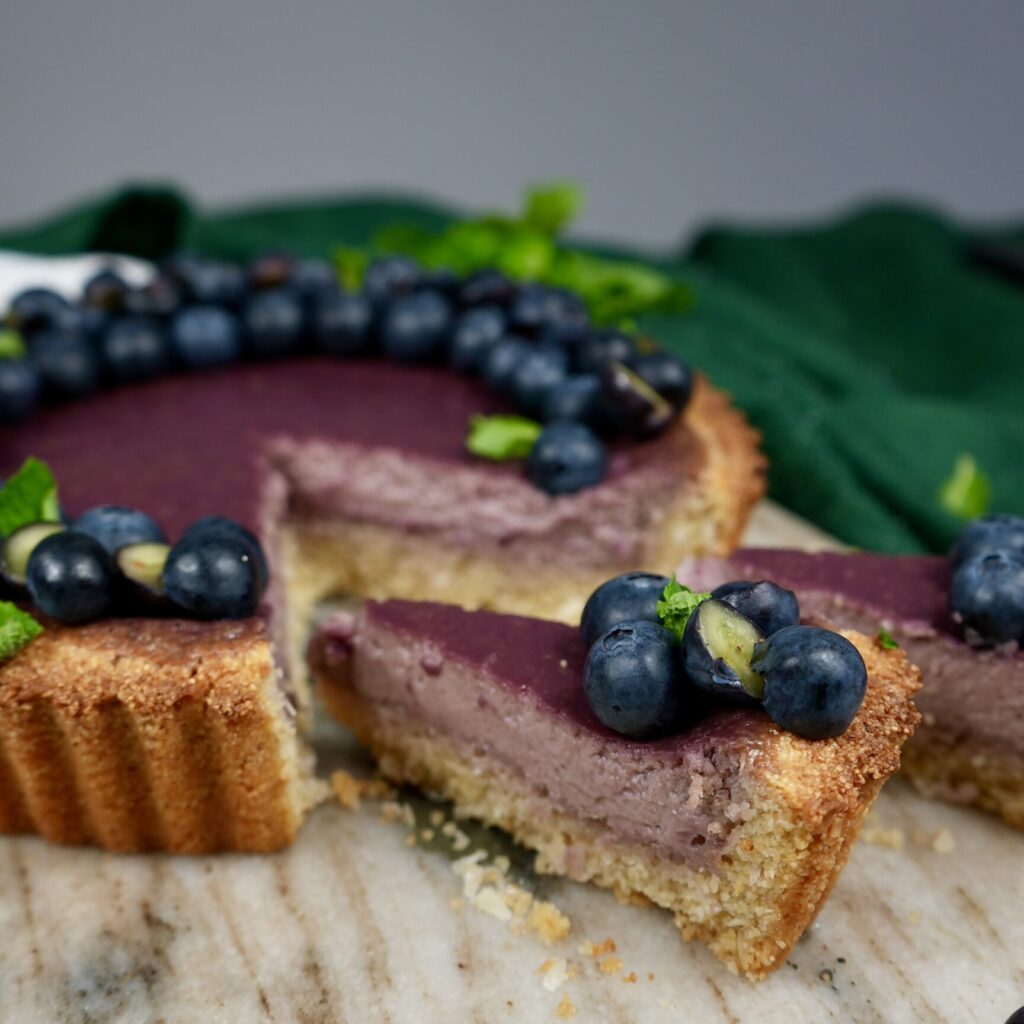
466,415,543,461
0,329,26,360
877,629,900,650
366,180,693,326
332,245,367,292
0,601,43,662
522,181,584,235
656,576,711,642
939,454,992,521
0,458,61,538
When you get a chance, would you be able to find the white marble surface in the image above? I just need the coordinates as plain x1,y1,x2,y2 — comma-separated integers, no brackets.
1,504,1021,1024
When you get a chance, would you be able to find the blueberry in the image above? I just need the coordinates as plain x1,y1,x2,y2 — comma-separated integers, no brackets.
380,290,453,362
179,516,269,591
635,351,693,412
599,360,676,439
448,306,507,372
526,422,607,495
509,344,569,415
458,269,517,309
169,306,243,369
509,285,588,337
292,259,338,301
311,291,374,357
711,580,800,636
0,360,41,422
100,317,170,382
419,268,460,299
574,329,636,374
6,288,72,337
74,505,167,555
244,288,305,358
583,620,686,739
28,332,101,400
83,269,129,312
163,533,264,619
248,251,295,291
949,551,1024,647
123,276,183,320
541,374,608,431
2,521,66,585
949,514,1024,568
364,256,421,305
750,625,868,739
482,336,531,393
26,531,116,623
580,572,670,648
186,262,246,307
682,599,766,704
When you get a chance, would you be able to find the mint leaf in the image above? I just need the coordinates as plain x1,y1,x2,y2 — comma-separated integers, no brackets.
466,415,543,461
656,576,710,642
0,601,43,662
522,182,584,235
877,629,900,650
0,458,61,538
332,245,367,292
939,454,992,521
0,329,26,360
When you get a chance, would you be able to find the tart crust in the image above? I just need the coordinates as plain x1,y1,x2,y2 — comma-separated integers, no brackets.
0,616,323,853
315,628,920,979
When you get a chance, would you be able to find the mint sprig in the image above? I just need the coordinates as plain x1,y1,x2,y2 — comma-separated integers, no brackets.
353,182,693,327
877,629,900,650
656,576,710,642
0,601,43,662
0,329,26,360
0,458,61,538
939,454,992,521
466,415,543,461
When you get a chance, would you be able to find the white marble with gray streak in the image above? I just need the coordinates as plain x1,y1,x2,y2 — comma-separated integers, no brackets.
1,503,1021,1024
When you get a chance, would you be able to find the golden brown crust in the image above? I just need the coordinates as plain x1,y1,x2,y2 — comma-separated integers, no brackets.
315,628,919,980
0,617,323,853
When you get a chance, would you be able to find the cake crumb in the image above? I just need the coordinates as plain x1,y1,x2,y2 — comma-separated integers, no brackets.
861,816,905,850
622,971,637,984
420,828,435,842
330,770,364,810
578,938,616,957
526,902,572,945
540,957,570,991
554,993,577,1020
658,998,672,1010
647,972,654,982
598,956,624,975
404,833,417,847
906,910,922,925
450,897,464,911
474,886,513,922
932,829,955,854
429,809,445,828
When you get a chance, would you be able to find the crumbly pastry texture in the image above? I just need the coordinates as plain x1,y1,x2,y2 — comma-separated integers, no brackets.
316,632,920,979
0,616,324,853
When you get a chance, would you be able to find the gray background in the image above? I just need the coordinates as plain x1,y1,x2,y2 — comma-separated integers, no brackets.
1,0,1021,248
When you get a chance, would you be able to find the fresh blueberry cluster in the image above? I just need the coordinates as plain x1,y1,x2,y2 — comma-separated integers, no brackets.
948,514,1024,648
579,572,868,741
0,506,267,625
0,255,693,495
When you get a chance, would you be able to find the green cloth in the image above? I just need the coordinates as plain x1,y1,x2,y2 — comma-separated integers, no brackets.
2,186,1021,554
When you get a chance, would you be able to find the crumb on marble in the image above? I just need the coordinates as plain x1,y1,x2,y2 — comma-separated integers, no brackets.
932,829,955,854
554,993,577,1020
906,910,922,926
540,957,570,991
330,770,364,810
526,902,571,945
598,956,624,976
429,809,445,828
623,971,637,984
420,828,435,841
578,938,616,957
861,815,905,850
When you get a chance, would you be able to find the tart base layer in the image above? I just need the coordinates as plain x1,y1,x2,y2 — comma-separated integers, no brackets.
0,617,323,853
314,611,920,980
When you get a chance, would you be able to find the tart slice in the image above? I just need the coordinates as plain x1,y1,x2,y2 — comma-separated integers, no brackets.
310,598,920,979
682,546,1024,828
0,615,322,853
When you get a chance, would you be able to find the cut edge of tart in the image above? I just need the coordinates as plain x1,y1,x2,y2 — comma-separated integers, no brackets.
310,599,921,979
274,374,766,689
0,616,325,853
